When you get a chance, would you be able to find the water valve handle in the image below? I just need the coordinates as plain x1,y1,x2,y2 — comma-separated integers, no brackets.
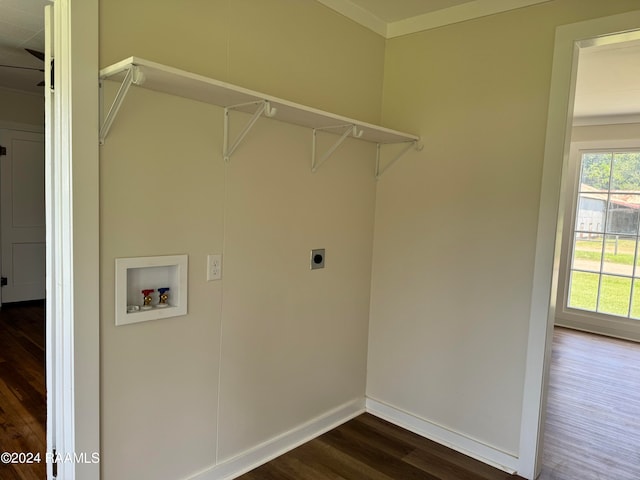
158,288,170,295
141,289,154,307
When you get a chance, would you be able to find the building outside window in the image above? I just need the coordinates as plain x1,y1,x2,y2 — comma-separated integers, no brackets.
566,150,640,319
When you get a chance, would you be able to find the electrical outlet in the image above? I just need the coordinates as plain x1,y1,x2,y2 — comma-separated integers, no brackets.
207,254,222,281
310,249,325,270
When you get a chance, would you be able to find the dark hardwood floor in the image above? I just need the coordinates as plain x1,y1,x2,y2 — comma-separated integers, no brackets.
539,326,640,480
239,327,640,480
238,413,524,480
1,303,638,480
0,301,46,480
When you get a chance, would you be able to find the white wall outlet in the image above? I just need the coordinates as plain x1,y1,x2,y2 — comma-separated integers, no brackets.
207,254,222,281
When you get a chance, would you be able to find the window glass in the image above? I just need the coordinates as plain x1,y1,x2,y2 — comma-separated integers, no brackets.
567,150,640,320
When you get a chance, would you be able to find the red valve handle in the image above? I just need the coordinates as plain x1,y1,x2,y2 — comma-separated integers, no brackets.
142,289,154,296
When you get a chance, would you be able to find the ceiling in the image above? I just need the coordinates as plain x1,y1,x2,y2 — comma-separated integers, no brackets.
0,0,47,94
0,0,638,123
574,39,640,123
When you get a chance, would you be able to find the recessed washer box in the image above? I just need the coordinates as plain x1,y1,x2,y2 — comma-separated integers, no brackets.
115,254,188,326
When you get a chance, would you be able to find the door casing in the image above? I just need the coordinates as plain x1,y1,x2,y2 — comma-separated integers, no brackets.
45,1,100,479
518,10,640,479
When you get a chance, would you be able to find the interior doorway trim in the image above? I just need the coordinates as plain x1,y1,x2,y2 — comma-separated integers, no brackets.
46,0,100,478
518,9,640,479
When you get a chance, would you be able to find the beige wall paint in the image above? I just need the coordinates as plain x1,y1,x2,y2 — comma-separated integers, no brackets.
100,88,225,480
99,0,385,124
369,0,640,457
99,1,383,478
217,116,376,460
0,88,44,126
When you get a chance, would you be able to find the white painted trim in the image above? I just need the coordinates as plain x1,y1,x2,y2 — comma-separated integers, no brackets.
365,398,519,475
556,317,640,343
555,139,640,343
518,10,640,480
315,0,551,39
47,0,100,479
387,0,551,38
44,4,55,477
573,113,640,126
186,399,365,480
315,0,387,37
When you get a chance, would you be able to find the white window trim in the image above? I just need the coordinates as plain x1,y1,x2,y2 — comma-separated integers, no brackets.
556,139,640,342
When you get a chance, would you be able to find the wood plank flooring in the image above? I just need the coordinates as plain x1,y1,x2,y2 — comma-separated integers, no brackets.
1,302,637,480
239,327,640,480
0,301,46,480
539,327,640,480
238,413,525,480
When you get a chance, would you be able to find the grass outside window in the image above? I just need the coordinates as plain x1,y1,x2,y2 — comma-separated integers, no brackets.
567,150,640,321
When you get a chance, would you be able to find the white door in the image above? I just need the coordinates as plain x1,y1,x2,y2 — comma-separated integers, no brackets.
0,129,46,303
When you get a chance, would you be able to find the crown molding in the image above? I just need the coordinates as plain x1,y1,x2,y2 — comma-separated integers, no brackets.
318,0,552,39
316,0,387,37
387,0,551,38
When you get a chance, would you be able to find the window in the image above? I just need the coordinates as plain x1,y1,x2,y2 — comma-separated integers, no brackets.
567,150,640,319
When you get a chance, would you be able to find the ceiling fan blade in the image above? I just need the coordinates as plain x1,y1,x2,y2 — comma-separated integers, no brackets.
25,48,45,62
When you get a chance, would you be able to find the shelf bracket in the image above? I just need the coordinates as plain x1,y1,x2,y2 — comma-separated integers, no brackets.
375,141,423,179
223,100,277,162
311,124,363,173
99,65,146,144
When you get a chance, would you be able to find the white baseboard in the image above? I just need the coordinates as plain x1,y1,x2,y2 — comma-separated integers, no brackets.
555,317,640,343
185,398,365,480
365,398,519,475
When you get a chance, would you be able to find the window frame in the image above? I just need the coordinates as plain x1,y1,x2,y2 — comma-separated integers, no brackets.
557,138,640,341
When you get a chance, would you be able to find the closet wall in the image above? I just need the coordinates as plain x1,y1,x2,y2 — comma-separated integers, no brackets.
369,0,640,461
98,1,384,479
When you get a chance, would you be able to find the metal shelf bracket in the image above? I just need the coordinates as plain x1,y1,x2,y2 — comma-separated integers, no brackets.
375,141,424,179
223,100,277,162
99,65,146,144
311,124,363,173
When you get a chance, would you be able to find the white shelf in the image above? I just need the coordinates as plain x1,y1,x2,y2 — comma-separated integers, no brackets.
99,57,421,176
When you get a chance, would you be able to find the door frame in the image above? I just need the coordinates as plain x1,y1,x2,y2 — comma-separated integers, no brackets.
518,9,640,479
46,0,100,478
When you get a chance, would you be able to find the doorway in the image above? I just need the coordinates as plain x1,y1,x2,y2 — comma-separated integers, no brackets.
539,32,640,479
0,1,100,479
520,10,640,480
